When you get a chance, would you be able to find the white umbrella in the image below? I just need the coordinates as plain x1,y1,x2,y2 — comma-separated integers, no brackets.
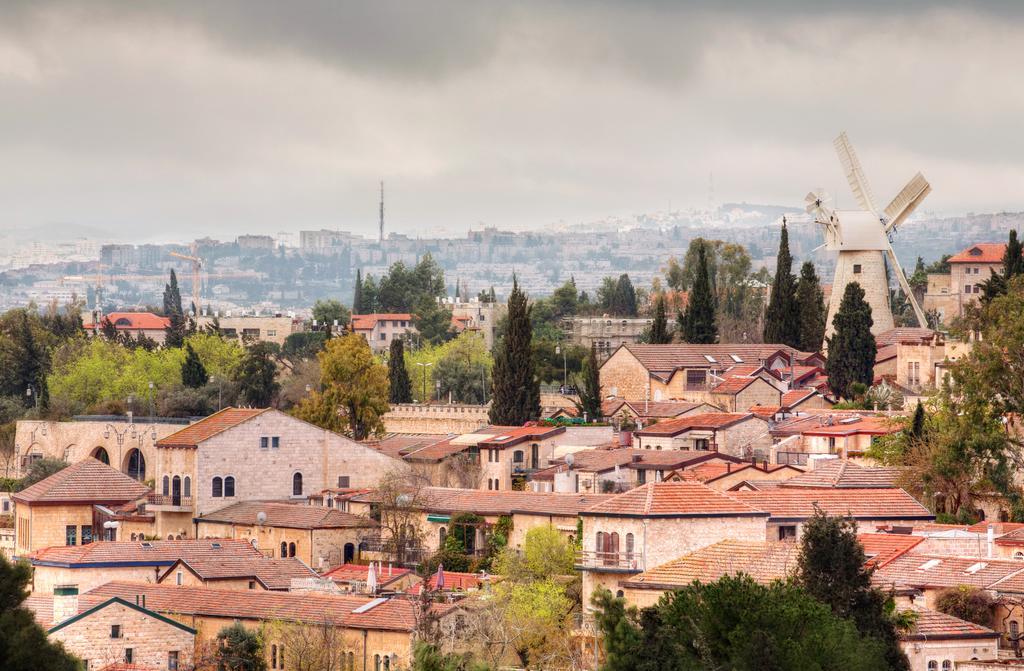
366,561,378,594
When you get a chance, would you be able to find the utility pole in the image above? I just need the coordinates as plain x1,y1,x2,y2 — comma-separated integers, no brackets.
378,180,385,245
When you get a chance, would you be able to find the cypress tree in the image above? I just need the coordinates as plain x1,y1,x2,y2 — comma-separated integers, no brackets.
163,269,186,348
181,343,209,388
649,294,671,344
764,221,799,347
489,277,540,425
826,282,876,399
909,400,926,439
1004,230,1024,279
387,338,413,403
574,344,603,422
795,261,827,352
679,244,717,344
613,274,638,317
353,269,364,314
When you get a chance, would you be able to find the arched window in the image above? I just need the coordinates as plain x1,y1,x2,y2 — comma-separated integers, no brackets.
93,447,110,465
212,477,223,497
493,478,499,490
596,532,606,562
942,661,952,671
125,448,146,481
224,476,235,497
616,590,624,598
162,476,169,496
440,527,447,546
130,533,137,541
183,476,191,497
280,542,287,558
1015,551,1024,561
288,542,296,557
271,644,278,669
927,662,937,671
625,533,635,560
293,472,303,496
374,655,381,671
1011,620,1020,638
347,652,354,671
171,475,181,505
280,645,285,669
609,532,620,559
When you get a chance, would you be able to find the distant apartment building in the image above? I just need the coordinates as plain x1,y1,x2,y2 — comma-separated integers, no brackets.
236,234,276,251
449,299,503,349
924,242,1005,324
563,316,655,358
351,313,416,352
99,244,139,268
197,314,302,346
299,229,359,255
82,311,170,344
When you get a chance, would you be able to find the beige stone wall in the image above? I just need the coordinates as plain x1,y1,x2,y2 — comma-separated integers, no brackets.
157,566,262,590
382,404,489,434
311,528,369,570
825,250,894,339
195,520,310,562
720,418,772,459
599,349,651,401
49,600,194,671
507,514,580,548
901,637,999,671
197,316,300,346
736,380,782,412
17,504,94,555
33,565,161,595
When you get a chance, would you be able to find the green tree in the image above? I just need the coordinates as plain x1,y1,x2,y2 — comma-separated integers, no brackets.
647,294,671,344
312,298,350,329
763,221,799,347
163,269,186,348
797,508,910,671
909,400,925,439
1005,229,1024,280
795,261,826,352
489,279,540,425
414,297,455,346
353,268,364,314
293,334,389,440
18,458,68,490
282,331,328,363
388,338,413,404
0,555,81,671
550,277,580,320
493,525,575,580
214,621,267,671
613,274,638,317
935,586,994,627
412,642,489,671
826,282,876,399
5,312,50,409
237,342,280,407
434,332,492,404
678,243,717,344
592,575,887,671
180,343,209,388
574,344,602,422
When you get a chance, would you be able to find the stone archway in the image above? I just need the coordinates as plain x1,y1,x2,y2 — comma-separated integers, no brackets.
91,446,110,465
123,448,146,481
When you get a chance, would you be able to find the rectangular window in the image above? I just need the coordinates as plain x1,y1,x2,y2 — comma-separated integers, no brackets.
337,476,350,488
778,526,798,541
111,624,122,639
266,329,276,336
168,651,179,671
272,436,280,449
694,438,709,451
81,526,93,545
685,370,706,389
260,436,269,449
176,571,183,585
379,333,386,340
637,469,646,484
124,648,133,664
249,580,256,590
65,525,77,546
965,285,971,294
853,264,862,274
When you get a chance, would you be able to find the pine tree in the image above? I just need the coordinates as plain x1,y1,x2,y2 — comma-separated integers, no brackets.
0,555,81,671
489,278,540,425
648,294,671,344
238,342,280,407
163,269,186,348
180,343,208,388
388,338,413,403
613,274,638,317
910,400,926,439
826,282,876,399
764,221,799,347
679,244,717,344
795,261,827,352
574,344,603,422
353,268,364,314
1004,230,1024,279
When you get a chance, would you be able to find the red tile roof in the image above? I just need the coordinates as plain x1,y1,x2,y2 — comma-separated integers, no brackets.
948,243,1006,264
155,407,269,448
710,376,761,395
161,557,318,590
582,482,767,518
406,570,497,593
27,538,263,567
322,563,412,587
902,609,999,641
858,533,924,568
351,487,612,517
476,425,565,447
615,344,814,380
874,554,1024,592
992,527,1024,547
968,521,1024,535
602,399,707,419
85,580,452,632
635,412,760,436
780,461,902,489
83,312,170,330
195,501,377,530
350,313,414,331
543,447,740,475
365,434,454,460
875,328,939,347
732,488,932,521
13,458,151,506
623,540,799,590
781,389,818,408
797,416,901,436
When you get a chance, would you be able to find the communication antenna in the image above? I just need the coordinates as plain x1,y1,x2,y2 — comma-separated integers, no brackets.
378,180,385,244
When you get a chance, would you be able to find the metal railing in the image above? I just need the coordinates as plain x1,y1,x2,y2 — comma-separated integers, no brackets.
776,451,809,466
145,493,194,508
575,550,644,571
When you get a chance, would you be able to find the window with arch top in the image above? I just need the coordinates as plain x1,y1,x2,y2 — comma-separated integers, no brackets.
212,476,223,497
292,472,303,496
224,476,235,497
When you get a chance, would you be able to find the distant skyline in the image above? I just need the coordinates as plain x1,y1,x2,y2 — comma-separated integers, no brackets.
2,1,1024,242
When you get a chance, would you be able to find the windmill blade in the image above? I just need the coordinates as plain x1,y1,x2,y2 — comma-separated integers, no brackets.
885,243,927,328
884,172,931,233
834,132,878,214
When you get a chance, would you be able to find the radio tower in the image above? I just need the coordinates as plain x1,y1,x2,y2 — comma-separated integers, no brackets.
378,180,385,244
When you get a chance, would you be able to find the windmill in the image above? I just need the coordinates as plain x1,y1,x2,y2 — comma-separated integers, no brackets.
805,132,931,340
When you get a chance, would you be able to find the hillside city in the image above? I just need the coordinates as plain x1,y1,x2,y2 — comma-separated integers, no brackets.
4,2,1024,671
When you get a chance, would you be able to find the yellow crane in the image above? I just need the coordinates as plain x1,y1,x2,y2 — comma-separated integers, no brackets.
168,244,203,314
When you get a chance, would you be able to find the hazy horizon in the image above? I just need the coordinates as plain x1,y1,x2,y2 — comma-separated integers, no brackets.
3,1,1024,242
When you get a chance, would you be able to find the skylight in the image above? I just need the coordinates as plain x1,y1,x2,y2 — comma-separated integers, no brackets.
729,354,743,363
140,542,153,549
352,597,389,613
704,355,718,363
965,562,988,574
917,559,940,570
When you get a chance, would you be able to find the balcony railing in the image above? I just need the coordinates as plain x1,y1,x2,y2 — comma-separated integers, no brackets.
575,550,644,572
145,493,194,509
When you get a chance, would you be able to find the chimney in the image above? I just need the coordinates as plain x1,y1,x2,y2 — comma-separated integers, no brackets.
726,463,732,473
52,585,79,625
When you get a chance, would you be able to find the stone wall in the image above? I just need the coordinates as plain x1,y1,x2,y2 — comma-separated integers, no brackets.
825,250,894,339
901,638,999,671
382,404,489,434
599,349,651,401
33,564,161,595
17,503,93,555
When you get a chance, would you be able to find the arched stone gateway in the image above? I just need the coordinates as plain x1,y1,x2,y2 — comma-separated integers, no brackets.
124,448,146,481
91,447,110,465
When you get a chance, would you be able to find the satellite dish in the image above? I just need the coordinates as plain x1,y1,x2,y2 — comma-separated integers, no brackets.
396,493,412,507
565,453,575,468
256,511,267,525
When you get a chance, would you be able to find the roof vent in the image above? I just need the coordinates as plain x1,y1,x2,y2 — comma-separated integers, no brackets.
965,562,988,574
352,597,389,614
839,417,861,425
917,559,940,571
211,542,222,549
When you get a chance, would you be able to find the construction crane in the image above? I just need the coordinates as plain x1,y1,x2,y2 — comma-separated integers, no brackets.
168,243,203,314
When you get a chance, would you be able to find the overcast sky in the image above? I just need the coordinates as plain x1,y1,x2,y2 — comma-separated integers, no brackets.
2,1,1023,242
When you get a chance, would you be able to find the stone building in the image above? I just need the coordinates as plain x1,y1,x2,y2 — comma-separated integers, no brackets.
632,412,770,458
350,313,416,353
157,556,317,591
81,311,170,343
13,458,151,556
197,314,303,346
576,482,769,607
193,500,378,569
381,404,489,434
562,316,655,358
923,242,1006,324
707,375,783,412
40,591,196,671
873,327,972,395
449,299,503,349
900,610,1000,671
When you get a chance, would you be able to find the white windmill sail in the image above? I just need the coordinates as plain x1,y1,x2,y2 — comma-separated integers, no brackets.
834,132,878,214
884,172,931,233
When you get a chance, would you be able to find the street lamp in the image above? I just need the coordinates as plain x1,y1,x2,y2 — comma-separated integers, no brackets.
415,362,433,404
147,381,155,418
555,345,567,393
25,386,37,409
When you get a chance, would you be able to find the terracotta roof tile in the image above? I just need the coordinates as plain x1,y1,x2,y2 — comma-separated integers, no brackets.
365,434,454,460
602,400,706,419
948,243,1006,264
875,328,939,347
350,314,414,330
322,563,413,587
673,462,798,484
27,538,263,566
635,412,760,436
82,312,170,330
13,458,150,506
781,389,818,408
858,533,924,568
732,488,932,521
902,609,999,641
875,554,1024,591
623,540,799,589
616,344,815,379
582,482,767,518
84,581,451,632
405,571,498,593
710,376,760,395
780,461,902,489
351,487,612,517
797,416,901,436
155,407,269,448
163,557,318,590
195,501,378,530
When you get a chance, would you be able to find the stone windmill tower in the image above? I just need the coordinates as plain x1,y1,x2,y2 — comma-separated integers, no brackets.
805,132,931,339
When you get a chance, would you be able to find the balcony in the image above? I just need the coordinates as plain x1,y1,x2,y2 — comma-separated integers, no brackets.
145,493,194,513
575,550,644,573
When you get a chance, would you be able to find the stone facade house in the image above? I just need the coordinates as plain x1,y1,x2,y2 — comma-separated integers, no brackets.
900,609,1000,671
576,482,769,607
157,556,317,591
193,500,378,569
81,311,171,344
924,243,1006,324
632,412,770,458
350,313,417,353
708,375,782,412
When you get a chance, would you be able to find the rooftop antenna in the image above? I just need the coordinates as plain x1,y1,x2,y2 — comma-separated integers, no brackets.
378,180,385,244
